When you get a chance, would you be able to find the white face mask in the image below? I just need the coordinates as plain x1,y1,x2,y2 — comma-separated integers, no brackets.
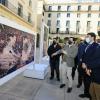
85,37,91,43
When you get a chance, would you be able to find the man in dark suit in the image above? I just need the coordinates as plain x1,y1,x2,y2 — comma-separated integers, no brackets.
80,32,99,100
84,32,100,100
77,40,88,88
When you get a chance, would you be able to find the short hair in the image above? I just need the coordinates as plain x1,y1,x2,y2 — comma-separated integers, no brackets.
87,32,96,40
64,37,69,41
53,37,59,40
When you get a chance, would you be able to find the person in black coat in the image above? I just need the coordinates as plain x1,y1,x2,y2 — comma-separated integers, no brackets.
80,32,99,99
77,41,88,88
47,37,62,81
84,32,100,100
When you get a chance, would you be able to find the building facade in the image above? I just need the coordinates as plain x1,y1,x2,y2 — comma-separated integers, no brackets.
44,1,100,37
0,0,38,31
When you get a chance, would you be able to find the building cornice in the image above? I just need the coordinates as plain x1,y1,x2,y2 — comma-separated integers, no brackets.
45,11,100,13
45,2,100,6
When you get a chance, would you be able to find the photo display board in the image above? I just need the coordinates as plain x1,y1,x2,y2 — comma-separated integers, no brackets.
0,23,35,78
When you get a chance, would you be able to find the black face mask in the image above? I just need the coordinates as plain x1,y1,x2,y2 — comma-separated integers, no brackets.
68,40,72,45
53,41,56,45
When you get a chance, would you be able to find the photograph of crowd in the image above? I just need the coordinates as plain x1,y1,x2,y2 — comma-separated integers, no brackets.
0,23,35,78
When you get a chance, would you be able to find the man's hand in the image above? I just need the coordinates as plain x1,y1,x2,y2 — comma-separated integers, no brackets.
82,63,87,69
86,68,92,76
62,50,67,55
51,52,57,57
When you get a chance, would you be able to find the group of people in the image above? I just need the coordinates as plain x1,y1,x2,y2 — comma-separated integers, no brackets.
47,32,100,100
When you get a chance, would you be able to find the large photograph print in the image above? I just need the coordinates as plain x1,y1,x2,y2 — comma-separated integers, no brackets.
43,25,49,57
0,23,35,78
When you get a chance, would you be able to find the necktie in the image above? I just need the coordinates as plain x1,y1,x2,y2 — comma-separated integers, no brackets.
85,44,91,53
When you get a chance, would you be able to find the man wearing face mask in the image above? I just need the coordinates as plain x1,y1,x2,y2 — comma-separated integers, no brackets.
79,32,99,100
59,37,78,93
76,39,89,89
83,32,100,100
47,37,62,81
78,35,92,99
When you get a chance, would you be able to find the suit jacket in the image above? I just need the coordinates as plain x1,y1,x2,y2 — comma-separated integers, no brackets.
63,44,78,67
83,42,100,84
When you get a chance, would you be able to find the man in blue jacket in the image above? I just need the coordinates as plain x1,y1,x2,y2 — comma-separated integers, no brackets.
82,32,100,100
77,40,88,88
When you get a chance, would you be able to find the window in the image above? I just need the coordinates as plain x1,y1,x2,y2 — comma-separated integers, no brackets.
47,20,51,26
42,12,44,16
99,6,100,11
48,13,51,18
49,6,52,11
58,6,61,11
88,5,91,11
29,0,32,7
76,21,80,34
98,21,100,27
28,13,31,23
67,13,70,17
77,13,80,18
56,28,60,33
67,6,71,11
57,13,61,18
78,5,81,11
56,20,60,27
66,28,69,34
0,0,6,5
87,21,91,31
18,4,23,17
99,13,100,18
49,27,51,33
66,21,70,28
88,13,91,18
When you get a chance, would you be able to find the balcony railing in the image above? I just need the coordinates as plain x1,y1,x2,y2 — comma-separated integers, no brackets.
51,31,76,34
0,0,33,25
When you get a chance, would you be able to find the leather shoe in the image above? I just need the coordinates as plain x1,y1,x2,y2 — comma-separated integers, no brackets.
79,94,91,98
57,78,60,81
60,84,65,88
50,77,54,80
67,87,72,93
77,84,82,88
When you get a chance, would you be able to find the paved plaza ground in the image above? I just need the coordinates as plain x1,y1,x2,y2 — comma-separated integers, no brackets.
0,48,89,100
0,70,89,100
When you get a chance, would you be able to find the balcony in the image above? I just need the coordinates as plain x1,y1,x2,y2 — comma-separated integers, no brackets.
51,31,76,34
0,0,33,25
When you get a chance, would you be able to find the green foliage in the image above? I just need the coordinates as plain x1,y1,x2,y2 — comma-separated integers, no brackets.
59,38,64,43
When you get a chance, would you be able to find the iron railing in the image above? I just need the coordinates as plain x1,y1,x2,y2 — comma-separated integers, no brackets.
51,31,77,34
0,0,33,25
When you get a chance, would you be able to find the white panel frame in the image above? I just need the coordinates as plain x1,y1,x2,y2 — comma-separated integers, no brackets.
39,21,49,63
0,16,36,85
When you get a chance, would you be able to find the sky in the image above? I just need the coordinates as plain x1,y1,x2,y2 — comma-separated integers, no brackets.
45,0,100,3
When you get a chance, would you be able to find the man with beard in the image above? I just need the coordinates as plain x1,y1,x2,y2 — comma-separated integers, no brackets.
59,37,78,93
47,37,62,81
81,32,100,100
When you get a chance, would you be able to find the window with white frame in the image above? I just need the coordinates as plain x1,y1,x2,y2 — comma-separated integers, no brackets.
57,13,61,18
49,6,52,11
67,6,71,11
58,6,61,11
47,20,51,26
48,13,51,18
78,5,81,11
56,20,60,27
67,13,70,17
